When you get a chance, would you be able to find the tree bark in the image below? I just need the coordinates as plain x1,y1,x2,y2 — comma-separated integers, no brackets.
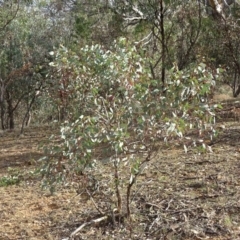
20,94,36,134
0,82,5,130
6,90,14,129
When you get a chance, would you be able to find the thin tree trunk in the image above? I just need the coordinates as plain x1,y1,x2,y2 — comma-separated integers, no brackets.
0,101,5,130
160,0,166,90
6,90,14,129
0,82,5,130
20,94,36,134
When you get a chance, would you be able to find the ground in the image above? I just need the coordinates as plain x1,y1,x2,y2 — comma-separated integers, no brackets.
0,110,240,239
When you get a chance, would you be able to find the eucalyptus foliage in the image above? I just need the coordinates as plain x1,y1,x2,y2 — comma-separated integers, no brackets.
40,38,219,192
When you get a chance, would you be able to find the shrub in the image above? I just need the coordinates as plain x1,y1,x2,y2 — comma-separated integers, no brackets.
40,38,220,218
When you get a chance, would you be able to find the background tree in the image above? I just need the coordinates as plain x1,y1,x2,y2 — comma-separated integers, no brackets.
0,0,74,130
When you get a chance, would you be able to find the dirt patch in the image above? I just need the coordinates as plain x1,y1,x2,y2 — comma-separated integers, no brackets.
1,185,81,240
0,123,240,239
0,126,52,173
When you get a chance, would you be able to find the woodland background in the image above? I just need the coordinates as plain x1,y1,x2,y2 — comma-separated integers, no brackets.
1,1,240,239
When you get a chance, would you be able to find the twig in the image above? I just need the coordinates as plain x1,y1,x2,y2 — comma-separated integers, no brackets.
131,179,153,203
0,0,19,31
148,217,161,232
165,198,173,211
145,202,161,209
135,32,152,47
126,149,152,218
132,6,144,18
111,208,116,227
114,158,122,214
70,215,108,239
86,189,105,215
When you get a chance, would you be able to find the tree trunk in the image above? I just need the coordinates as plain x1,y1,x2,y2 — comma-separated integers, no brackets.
160,0,166,90
58,106,66,122
6,90,14,129
0,100,5,130
20,94,36,134
0,82,5,130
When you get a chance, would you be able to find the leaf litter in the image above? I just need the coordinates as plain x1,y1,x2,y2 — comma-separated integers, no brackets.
0,123,240,239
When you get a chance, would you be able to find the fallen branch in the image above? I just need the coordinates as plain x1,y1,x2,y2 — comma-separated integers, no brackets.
70,215,109,239
69,207,119,239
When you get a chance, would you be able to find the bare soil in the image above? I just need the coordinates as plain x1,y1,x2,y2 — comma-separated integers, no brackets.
0,118,240,239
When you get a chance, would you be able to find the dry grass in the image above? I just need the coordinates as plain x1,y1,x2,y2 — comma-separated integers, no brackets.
0,117,240,239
